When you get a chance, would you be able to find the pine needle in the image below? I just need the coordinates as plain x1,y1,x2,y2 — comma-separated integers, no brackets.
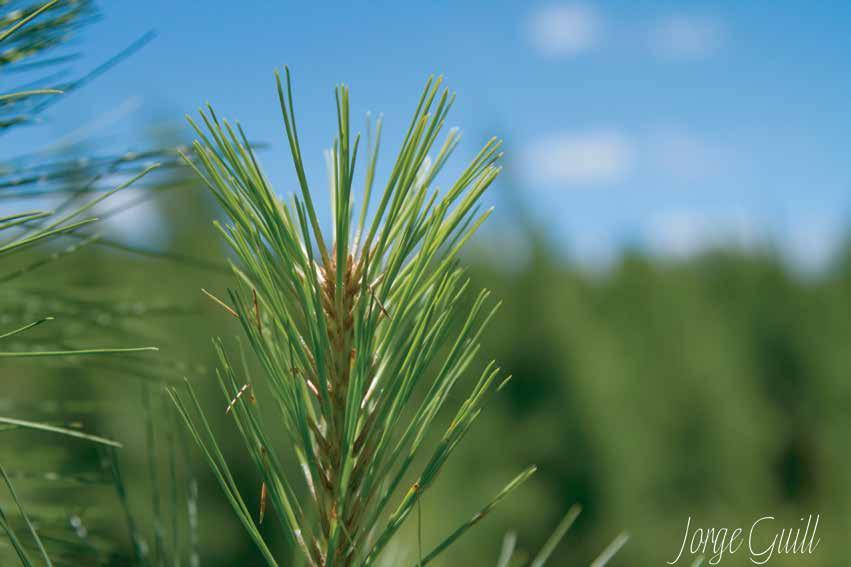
529,504,581,567
0,463,53,566
590,532,630,567
0,416,122,447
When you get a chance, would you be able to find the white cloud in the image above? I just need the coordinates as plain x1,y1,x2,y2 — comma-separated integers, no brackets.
645,210,761,257
527,4,601,57
645,211,710,257
784,216,844,273
522,126,724,188
649,14,723,61
98,179,171,247
523,130,635,186
644,211,844,271
644,127,723,181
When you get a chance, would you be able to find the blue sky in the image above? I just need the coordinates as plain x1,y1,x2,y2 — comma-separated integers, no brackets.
4,1,851,268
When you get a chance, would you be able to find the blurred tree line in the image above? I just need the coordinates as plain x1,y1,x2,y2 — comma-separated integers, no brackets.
5,150,851,565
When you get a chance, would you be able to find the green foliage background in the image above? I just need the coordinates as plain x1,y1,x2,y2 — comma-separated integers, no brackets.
6,165,850,565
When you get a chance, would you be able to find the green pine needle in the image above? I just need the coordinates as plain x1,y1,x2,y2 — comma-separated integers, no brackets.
0,463,53,566
0,0,60,44
0,346,158,358
0,416,122,448
529,504,581,567
590,532,630,567
416,466,537,566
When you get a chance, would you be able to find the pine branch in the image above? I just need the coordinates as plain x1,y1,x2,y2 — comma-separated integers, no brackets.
174,69,528,567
